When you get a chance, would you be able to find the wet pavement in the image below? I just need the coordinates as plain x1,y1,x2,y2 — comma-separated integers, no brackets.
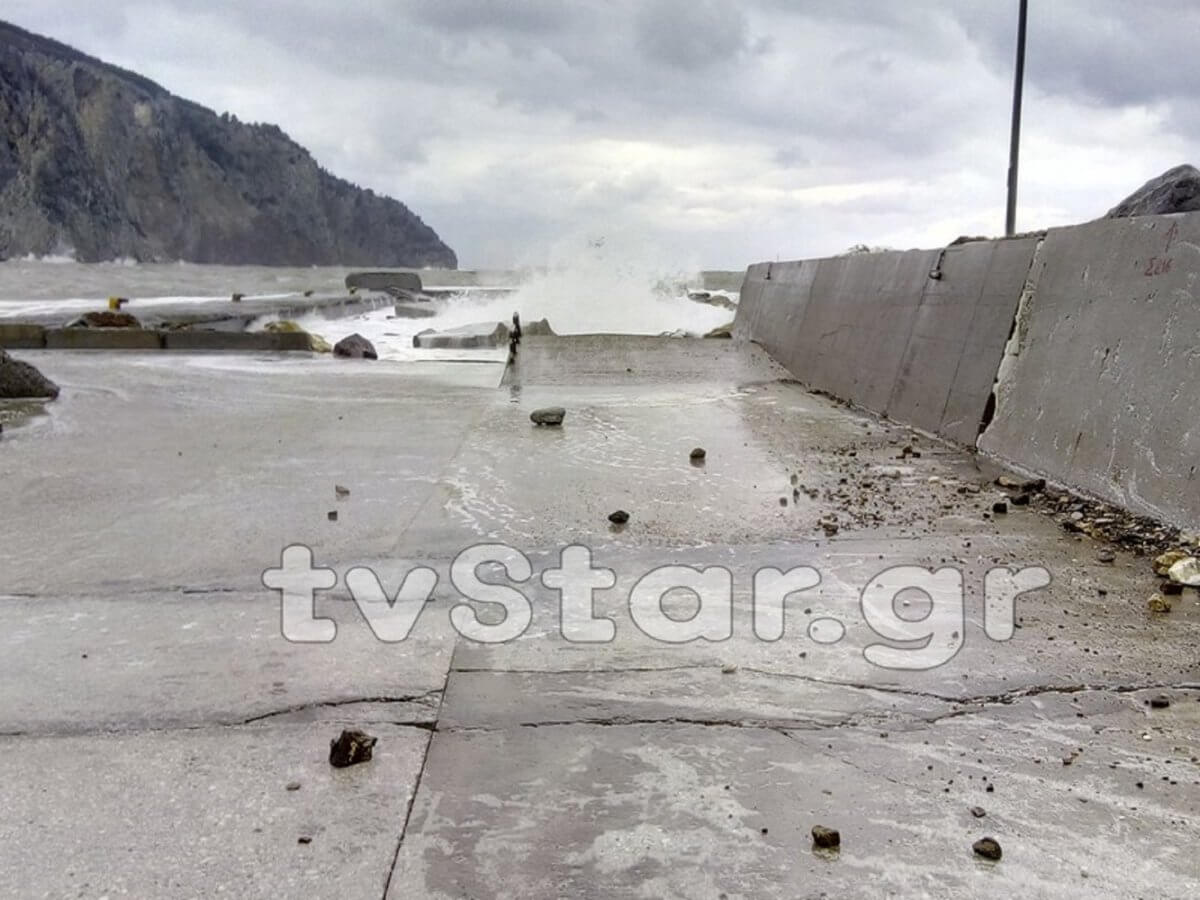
1,339,1197,899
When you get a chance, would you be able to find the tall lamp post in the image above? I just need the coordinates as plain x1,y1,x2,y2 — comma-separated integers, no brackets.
1006,0,1029,237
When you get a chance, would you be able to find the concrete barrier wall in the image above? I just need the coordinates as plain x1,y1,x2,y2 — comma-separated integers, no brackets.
735,240,1038,443
888,237,1039,444
737,213,1200,528
979,215,1200,526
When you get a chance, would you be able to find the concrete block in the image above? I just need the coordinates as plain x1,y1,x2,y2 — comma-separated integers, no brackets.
980,213,1200,527
44,328,165,350
0,323,47,349
887,236,1039,444
345,271,423,293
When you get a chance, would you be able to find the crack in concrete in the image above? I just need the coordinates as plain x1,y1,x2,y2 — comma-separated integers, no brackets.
381,648,457,900
237,690,444,726
451,664,1200,709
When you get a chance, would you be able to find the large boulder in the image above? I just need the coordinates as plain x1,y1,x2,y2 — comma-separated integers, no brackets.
413,321,510,349
333,333,378,359
65,310,142,328
0,348,59,399
1107,165,1200,218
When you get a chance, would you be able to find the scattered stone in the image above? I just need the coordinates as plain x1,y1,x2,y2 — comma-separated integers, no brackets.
779,497,788,507
327,510,338,523
992,501,1008,515
721,662,739,674
1161,580,1184,596
286,781,302,792
1149,695,1171,710
969,806,987,819
690,447,707,462
231,292,245,302
1097,550,1116,564
335,485,350,498
530,407,566,426
298,835,312,845
1148,594,1173,614
972,837,1002,861
333,333,378,360
66,310,143,328
0,349,60,399
811,825,840,850
608,510,630,525
1154,550,1190,576
1010,493,1031,507
1167,557,1200,587
329,729,377,768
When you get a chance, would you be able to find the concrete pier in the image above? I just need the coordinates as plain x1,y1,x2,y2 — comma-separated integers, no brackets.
1,339,1196,898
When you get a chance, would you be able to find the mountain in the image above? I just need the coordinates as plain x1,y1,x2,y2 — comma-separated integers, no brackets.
0,20,457,267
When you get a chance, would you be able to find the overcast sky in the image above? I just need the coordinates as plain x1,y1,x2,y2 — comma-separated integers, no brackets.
7,1,1198,269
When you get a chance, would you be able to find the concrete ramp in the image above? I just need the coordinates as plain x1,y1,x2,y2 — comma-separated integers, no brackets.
502,335,788,386
980,215,1200,526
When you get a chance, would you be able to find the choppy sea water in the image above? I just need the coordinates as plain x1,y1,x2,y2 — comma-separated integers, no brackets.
0,255,737,362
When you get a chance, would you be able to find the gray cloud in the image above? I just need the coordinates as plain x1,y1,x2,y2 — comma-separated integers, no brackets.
4,0,1198,268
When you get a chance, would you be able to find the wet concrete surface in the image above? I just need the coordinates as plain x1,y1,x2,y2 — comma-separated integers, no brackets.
1,339,1197,898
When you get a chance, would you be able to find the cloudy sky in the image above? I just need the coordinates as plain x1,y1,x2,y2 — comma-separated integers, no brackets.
6,1,1198,269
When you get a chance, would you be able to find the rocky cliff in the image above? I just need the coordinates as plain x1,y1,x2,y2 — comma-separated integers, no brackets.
0,20,456,267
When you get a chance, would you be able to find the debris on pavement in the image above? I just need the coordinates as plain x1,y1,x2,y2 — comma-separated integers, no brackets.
530,407,566,426
973,837,1002,861
811,825,841,850
1147,594,1173,614
329,729,377,768
1167,556,1200,587
689,447,707,462
608,510,630,525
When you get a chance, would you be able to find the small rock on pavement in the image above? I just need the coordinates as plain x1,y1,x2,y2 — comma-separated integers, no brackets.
972,837,1002,861
1097,550,1115,564
690,447,707,461
1148,593,1173,614
1167,556,1200,587
286,781,302,792
608,510,630,525
1153,549,1190,576
1149,695,1171,709
970,806,987,818
811,825,841,849
721,662,739,674
530,407,566,426
329,729,377,768
333,333,378,359
335,484,350,498
992,501,1008,515
327,510,339,522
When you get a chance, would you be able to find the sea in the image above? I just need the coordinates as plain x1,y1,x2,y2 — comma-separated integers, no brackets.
0,251,740,363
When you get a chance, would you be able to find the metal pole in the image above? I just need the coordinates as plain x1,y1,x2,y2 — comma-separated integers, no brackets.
1006,0,1029,237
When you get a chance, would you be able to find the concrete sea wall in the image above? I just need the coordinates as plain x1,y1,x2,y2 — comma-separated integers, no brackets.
735,212,1200,528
